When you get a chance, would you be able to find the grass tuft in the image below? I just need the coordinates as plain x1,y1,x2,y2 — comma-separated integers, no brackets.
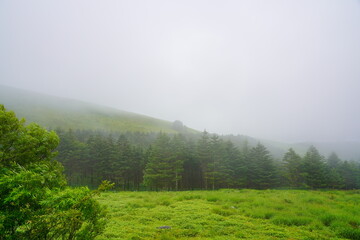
338,228,360,240
320,214,337,226
272,216,312,226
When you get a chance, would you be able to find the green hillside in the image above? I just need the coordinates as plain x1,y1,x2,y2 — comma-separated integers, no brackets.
0,85,195,134
1,85,359,161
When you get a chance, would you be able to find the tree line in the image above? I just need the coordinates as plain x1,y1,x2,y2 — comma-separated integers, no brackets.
55,129,360,190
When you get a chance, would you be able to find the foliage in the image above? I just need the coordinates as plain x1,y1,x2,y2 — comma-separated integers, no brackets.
246,143,277,189
55,128,360,191
0,105,110,239
143,133,188,190
282,148,304,187
302,146,330,189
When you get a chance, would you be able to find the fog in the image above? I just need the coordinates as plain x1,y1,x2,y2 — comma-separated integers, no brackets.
1,0,360,142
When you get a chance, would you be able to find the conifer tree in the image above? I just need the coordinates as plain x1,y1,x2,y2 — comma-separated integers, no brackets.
339,161,360,189
171,134,187,190
222,140,243,188
282,148,303,187
325,152,344,189
113,135,133,189
302,146,328,188
182,139,201,189
143,133,174,190
196,131,212,189
247,143,277,189
327,152,342,169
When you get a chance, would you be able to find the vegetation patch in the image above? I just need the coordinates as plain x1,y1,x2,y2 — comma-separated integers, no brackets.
97,190,360,239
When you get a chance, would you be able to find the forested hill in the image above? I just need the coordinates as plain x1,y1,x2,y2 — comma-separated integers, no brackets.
0,85,195,134
1,84,360,161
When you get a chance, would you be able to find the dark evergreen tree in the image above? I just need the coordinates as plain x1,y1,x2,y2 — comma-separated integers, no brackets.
143,133,175,190
246,143,277,189
111,135,131,189
196,131,212,189
325,152,344,189
282,148,304,187
208,135,224,190
302,146,328,189
327,152,342,169
171,134,188,190
182,139,202,189
87,134,108,187
339,161,360,189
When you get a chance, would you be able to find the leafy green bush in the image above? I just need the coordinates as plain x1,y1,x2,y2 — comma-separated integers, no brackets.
0,105,112,239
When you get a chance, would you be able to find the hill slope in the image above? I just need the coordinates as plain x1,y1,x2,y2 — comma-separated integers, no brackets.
0,85,193,134
1,85,359,161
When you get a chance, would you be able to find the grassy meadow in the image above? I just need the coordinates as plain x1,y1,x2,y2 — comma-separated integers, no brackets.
96,189,360,240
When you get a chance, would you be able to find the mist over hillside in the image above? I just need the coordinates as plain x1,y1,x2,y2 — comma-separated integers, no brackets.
1,2,360,238
2,1,360,144
1,84,359,161
222,135,360,161
0,85,194,134
289,141,360,162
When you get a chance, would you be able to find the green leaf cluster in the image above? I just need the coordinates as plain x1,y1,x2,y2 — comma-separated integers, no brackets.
0,105,109,239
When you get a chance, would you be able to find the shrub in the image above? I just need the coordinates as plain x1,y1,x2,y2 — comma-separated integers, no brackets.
0,105,112,239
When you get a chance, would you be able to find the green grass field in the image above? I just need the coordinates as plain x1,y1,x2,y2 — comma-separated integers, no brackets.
96,190,360,240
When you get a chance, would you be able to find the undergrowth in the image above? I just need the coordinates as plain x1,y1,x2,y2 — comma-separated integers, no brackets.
96,189,360,240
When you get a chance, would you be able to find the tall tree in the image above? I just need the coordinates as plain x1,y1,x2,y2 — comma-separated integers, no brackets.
302,146,328,189
143,133,174,190
339,161,360,189
56,129,87,185
208,135,223,190
182,139,201,189
327,152,342,169
325,152,344,189
196,131,212,189
171,134,187,190
246,143,277,189
282,148,303,187
113,135,133,189
222,140,243,188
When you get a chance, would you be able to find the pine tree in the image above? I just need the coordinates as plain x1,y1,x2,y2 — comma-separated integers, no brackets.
143,133,174,190
171,134,187,190
222,140,243,188
247,143,277,189
182,138,201,189
327,152,342,169
112,135,132,189
208,135,223,190
302,146,327,189
282,148,304,187
339,161,360,189
196,131,211,189
325,152,344,189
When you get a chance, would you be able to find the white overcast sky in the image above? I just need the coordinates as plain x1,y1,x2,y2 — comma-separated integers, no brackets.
1,0,360,142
